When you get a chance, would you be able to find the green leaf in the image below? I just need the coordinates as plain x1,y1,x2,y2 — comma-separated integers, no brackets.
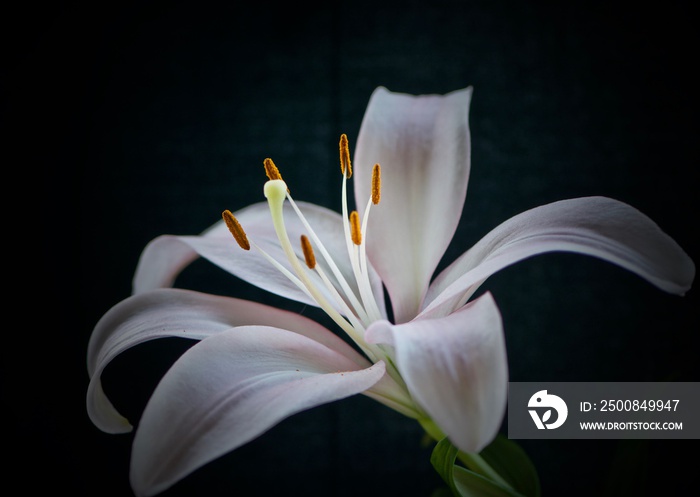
479,435,541,497
431,437,462,495
452,466,527,497
431,437,529,497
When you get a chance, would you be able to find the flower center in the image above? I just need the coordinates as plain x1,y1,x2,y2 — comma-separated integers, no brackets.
221,137,425,418
222,134,385,362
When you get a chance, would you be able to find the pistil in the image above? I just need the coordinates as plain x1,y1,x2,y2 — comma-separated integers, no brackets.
263,179,376,358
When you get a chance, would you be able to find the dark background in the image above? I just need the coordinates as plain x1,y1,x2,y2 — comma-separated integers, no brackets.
6,1,697,496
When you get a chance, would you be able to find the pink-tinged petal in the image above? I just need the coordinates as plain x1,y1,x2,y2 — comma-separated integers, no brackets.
353,86,473,323
365,293,507,453
422,196,695,319
129,326,386,497
132,219,230,295
132,202,296,297
87,288,368,434
133,200,386,316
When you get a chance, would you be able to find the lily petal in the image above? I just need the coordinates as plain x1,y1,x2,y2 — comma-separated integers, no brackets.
132,214,235,294
87,288,368,434
133,201,386,315
129,326,386,497
422,196,696,319
365,293,507,453
354,86,473,323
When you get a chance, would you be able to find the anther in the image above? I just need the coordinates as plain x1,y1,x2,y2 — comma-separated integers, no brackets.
339,134,352,178
222,209,251,250
264,158,283,181
371,163,381,204
300,235,316,269
349,210,362,245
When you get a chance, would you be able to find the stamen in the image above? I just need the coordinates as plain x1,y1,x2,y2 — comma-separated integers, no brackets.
349,210,362,245
300,235,316,269
339,133,352,178
263,158,283,181
285,194,371,324
222,210,250,250
371,163,381,204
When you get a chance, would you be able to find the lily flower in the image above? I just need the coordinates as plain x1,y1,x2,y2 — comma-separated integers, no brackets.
87,86,695,497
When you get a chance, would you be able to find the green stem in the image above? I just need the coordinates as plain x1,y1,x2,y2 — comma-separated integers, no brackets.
457,452,514,491
420,420,516,494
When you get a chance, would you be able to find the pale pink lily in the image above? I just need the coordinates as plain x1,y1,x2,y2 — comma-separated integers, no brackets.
86,87,694,497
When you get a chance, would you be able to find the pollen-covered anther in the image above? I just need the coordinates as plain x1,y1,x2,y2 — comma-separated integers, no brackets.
263,158,283,181
349,210,362,245
222,209,251,250
371,163,381,204
300,235,316,269
339,133,352,178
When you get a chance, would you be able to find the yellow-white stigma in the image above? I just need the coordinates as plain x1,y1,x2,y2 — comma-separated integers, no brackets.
263,178,287,205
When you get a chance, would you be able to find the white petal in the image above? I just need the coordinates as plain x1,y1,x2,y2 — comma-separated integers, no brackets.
422,196,695,319
86,288,367,434
365,293,507,453
133,200,386,315
353,86,473,323
132,218,230,294
129,326,386,496
132,202,301,298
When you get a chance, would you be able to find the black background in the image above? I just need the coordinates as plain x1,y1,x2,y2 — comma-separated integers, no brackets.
6,1,698,496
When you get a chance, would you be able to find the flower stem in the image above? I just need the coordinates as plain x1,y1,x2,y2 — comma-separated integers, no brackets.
420,418,516,493
457,451,514,491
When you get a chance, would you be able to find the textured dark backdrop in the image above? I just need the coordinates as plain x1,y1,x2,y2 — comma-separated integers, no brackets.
7,1,698,496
